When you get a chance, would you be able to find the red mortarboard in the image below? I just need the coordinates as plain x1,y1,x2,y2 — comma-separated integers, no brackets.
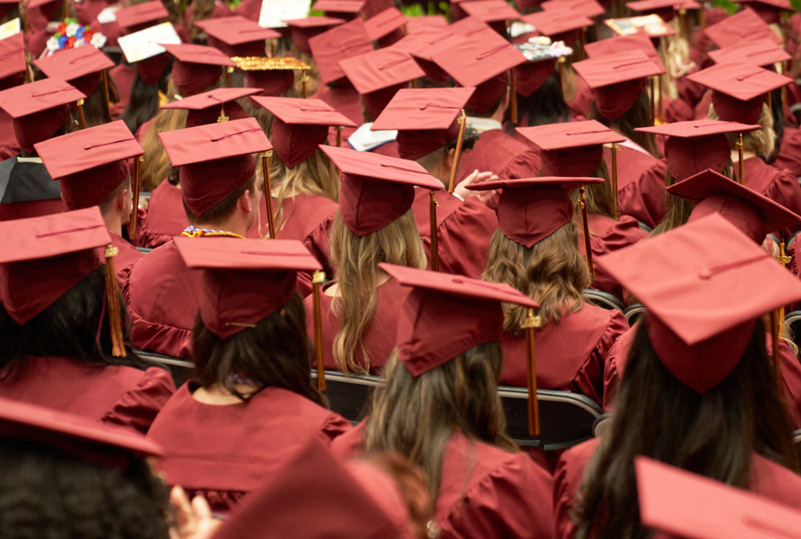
0,206,110,325
636,457,801,539
466,176,604,248
405,15,448,33
308,18,373,86
158,117,272,216
35,120,143,210
175,237,321,338
596,213,801,393
372,87,475,160
161,87,259,128
34,45,114,97
708,38,790,69
517,120,625,176
703,7,782,48
636,119,760,180
625,0,700,21
573,50,664,121
0,396,162,464
195,16,280,57
162,43,234,97
339,48,424,118
115,1,169,32
460,0,521,23
214,438,413,539
731,0,791,24
251,96,356,167
686,62,792,124
391,28,466,84
541,0,605,18
447,15,496,37
0,34,26,91
320,144,442,235
431,31,525,113
0,78,85,153
584,32,666,72
513,42,568,98
284,16,345,56
314,0,366,17
364,7,408,41
667,168,801,242
26,0,60,11
521,9,594,42
232,56,310,97
380,263,538,376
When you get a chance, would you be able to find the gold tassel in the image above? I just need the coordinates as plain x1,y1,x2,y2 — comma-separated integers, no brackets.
336,125,343,148
579,186,595,282
129,156,142,241
100,69,111,123
521,308,542,436
312,271,326,392
429,191,439,271
104,245,126,358
610,143,619,220
302,72,309,98
261,151,276,238
225,66,233,88
737,132,745,185
76,99,87,129
649,77,656,126
447,110,467,194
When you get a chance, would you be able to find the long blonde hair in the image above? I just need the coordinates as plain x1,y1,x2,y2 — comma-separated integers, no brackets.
329,209,426,374
482,225,589,332
709,102,775,158
139,79,187,191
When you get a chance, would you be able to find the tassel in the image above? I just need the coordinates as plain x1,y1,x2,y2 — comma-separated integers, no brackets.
610,143,619,220
76,99,87,129
225,66,233,87
129,156,142,241
579,186,595,282
429,191,439,271
522,308,542,436
447,109,467,194
312,270,326,392
302,72,310,98
737,133,745,185
770,309,782,395
101,69,111,123
509,68,518,125
336,125,343,148
261,151,276,238
104,245,126,358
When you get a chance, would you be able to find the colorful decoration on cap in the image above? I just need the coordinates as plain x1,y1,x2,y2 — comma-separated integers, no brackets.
604,14,675,37
45,18,106,54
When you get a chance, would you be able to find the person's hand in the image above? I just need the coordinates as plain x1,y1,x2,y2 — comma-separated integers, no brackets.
169,486,221,539
453,170,498,202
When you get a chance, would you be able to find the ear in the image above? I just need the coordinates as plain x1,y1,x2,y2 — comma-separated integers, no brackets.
239,189,254,213
119,188,129,211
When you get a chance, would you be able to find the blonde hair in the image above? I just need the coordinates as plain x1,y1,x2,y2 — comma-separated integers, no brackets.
709,102,775,158
482,225,590,332
139,79,187,191
329,209,427,374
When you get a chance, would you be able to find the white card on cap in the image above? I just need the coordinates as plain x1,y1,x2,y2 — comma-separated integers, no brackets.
96,6,119,24
118,22,181,63
0,19,21,41
347,122,397,152
258,0,311,28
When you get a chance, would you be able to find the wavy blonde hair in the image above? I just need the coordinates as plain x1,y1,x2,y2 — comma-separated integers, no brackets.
329,209,426,374
482,224,590,333
709,102,775,158
139,79,187,191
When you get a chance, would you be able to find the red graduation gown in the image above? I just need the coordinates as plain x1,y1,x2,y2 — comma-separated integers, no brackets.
304,279,409,374
500,305,628,406
136,181,189,249
772,127,801,179
109,64,137,120
147,384,351,514
412,189,498,279
618,158,668,229
109,232,143,279
458,129,541,182
554,438,801,539
122,240,202,358
0,356,175,434
740,157,801,236
0,110,19,160
274,193,337,279
605,144,660,221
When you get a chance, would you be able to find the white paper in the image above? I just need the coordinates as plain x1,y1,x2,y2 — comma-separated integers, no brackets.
258,0,311,28
96,6,120,24
348,123,397,152
0,18,21,41
118,22,181,63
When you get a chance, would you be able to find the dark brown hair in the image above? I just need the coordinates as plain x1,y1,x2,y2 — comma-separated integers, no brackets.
183,175,256,225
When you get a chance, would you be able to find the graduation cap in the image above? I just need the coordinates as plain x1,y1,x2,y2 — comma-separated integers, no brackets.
430,30,526,114
522,8,594,43
158,117,272,217
541,0,605,19
513,40,573,98
0,78,86,153
380,262,543,434
636,119,761,180
584,32,666,72
117,22,181,85
573,49,664,122
33,45,114,99
162,43,234,97
232,56,311,97
0,396,162,467
635,457,801,539
35,120,143,212
250,96,356,167
320,144,442,236
308,18,373,86
391,27,466,84
0,33,26,91
363,7,408,45
161,87,260,128
702,7,783,49
604,14,676,38
284,16,345,56
194,15,280,57
686,62,792,124
339,48,424,119
115,1,169,32
626,0,700,22
667,168,801,243
731,0,792,24
708,38,790,68
460,0,521,34
596,212,801,393
313,0,366,19
0,159,64,221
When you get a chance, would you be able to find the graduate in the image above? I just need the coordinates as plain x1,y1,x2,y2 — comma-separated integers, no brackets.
123,118,269,358
555,213,801,538
0,208,174,434
305,145,439,375
0,34,27,159
332,265,555,539
469,176,628,406
147,237,351,514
